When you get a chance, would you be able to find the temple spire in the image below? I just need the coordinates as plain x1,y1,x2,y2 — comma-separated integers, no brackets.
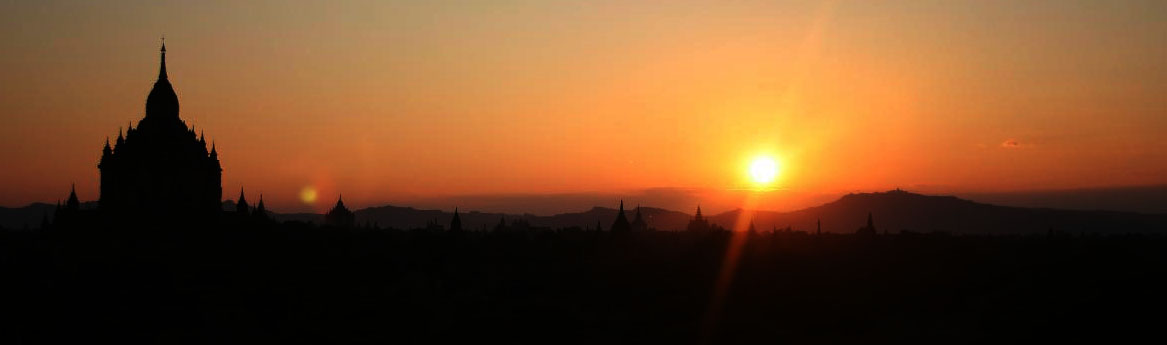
450,207,462,232
236,187,249,215
66,183,80,211
254,194,267,219
158,37,168,80
610,200,630,233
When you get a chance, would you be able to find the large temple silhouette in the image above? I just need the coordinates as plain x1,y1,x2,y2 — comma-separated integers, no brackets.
98,42,222,220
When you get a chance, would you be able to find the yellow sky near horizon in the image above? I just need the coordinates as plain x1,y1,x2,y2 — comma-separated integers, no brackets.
1,1,1164,213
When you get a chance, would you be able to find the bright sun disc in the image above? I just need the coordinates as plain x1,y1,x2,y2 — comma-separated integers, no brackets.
749,156,779,185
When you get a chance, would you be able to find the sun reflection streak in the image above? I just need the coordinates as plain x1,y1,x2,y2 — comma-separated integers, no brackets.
700,191,761,343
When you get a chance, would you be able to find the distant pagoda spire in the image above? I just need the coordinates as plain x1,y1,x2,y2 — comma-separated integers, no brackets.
631,204,647,231
254,194,267,220
325,195,355,227
687,204,710,232
610,200,630,233
66,183,80,211
450,207,462,232
236,187,249,215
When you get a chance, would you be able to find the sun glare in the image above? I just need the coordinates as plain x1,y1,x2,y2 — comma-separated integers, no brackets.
299,186,318,204
748,156,779,186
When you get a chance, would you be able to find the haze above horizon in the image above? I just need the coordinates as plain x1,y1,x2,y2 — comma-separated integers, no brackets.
2,1,1165,213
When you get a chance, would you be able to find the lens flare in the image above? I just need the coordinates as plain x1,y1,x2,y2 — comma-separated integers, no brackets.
299,186,318,204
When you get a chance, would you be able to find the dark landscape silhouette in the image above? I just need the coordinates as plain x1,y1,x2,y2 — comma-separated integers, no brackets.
9,188,1165,235
3,42,1167,344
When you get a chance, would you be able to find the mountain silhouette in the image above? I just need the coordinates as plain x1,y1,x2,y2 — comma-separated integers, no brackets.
7,190,1165,233
711,189,1167,234
961,184,1167,214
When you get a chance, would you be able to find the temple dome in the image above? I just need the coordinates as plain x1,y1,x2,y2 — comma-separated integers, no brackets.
145,42,179,119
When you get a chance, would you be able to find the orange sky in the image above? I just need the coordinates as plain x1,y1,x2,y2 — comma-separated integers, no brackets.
1,1,1165,213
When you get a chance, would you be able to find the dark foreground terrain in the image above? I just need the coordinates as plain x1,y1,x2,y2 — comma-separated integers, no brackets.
4,223,1165,344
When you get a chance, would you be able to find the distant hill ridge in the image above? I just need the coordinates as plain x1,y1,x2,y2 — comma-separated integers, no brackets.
4,190,1165,234
711,189,1167,234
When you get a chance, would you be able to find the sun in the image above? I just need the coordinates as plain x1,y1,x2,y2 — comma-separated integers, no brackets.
748,156,779,185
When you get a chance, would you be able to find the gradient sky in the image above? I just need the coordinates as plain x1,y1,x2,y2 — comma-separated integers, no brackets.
2,0,1165,213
